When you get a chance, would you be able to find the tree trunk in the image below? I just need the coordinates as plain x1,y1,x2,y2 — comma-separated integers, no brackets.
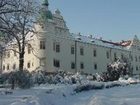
19,52,24,71
11,79,15,89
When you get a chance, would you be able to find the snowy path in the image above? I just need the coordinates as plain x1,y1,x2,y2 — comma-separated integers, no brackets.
1,84,140,105
85,85,140,105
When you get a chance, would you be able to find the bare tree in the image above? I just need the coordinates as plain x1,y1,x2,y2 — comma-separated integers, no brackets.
0,0,38,71
0,0,23,15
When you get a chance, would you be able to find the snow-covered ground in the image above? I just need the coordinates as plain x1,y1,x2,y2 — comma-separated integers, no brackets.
1,83,140,105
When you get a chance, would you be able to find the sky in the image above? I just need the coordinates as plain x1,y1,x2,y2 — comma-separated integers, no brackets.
48,0,140,41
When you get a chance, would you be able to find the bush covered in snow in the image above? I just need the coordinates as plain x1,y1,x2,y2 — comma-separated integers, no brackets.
9,70,32,89
0,70,96,88
98,58,131,82
31,71,46,85
0,63,137,90
0,73,10,84
74,77,140,93
0,70,32,89
74,82,104,93
31,71,95,85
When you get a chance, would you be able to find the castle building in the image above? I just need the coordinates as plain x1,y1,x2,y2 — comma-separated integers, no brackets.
1,0,140,76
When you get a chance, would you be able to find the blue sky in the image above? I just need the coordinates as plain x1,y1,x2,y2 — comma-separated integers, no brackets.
48,0,140,41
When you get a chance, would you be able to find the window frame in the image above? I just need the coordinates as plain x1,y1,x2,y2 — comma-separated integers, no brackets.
56,44,60,53
71,62,75,69
80,62,84,69
106,51,109,59
40,41,46,50
53,59,60,68
71,46,75,54
27,62,31,68
93,49,97,57
94,63,97,70
28,44,31,54
80,47,84,56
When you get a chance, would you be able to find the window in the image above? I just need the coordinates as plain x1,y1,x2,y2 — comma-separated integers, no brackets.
71,46,75,54
114,53,117,61
106,51,109,59
80,62,84,69
71,62,75,69
136,66,138,71
13,64,16,70
28,44,31,54
93,49,97,57
40,41,45,49
80,47,84,55
94,63,97,70
3,65,5,71
7,64,9,70
27,62,30,68
132,66,133,71
135,56,137,62
53,42,60,53
53,59,60,68
56,44,60,52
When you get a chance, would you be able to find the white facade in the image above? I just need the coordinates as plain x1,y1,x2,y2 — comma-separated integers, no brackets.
1,1,140,76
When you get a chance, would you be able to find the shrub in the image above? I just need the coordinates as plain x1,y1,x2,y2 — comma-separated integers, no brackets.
31,71,46,85
8,70,32,89
0,73,9,84
74,82,104,93
98,58,131,82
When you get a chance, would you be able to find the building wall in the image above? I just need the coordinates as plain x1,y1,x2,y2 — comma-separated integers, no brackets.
1,7,140,77
45,34,133,75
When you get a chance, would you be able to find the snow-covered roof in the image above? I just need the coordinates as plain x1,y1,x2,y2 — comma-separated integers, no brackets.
70,33,130,51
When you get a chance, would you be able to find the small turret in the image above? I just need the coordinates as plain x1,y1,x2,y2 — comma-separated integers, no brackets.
134,35,138,40
39,0,53,22
55,9,61,15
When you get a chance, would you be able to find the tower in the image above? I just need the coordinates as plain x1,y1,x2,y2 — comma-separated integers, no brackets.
42,0,49,7
39,0,53,23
